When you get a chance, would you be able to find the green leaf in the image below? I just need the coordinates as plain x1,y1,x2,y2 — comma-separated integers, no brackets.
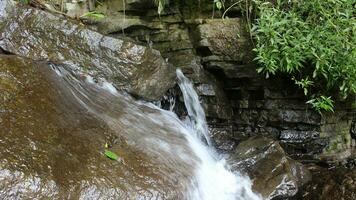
216,1,222,10
81,11,105,19
104,150,119,160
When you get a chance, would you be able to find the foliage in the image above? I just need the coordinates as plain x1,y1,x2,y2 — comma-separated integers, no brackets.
306,96,334,114
214,0,224,10
252,0,356,112
104,150,119,160
292,77,314,96
81,11,105,19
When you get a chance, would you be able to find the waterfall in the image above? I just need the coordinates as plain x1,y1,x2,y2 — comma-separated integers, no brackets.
43,64,261,199
176,69,211,146
176,68,261,200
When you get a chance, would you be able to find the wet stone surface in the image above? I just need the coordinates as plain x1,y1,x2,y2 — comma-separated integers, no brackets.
291,164,356,200
0,5,175,100
0,55,197,199
228,137,311,199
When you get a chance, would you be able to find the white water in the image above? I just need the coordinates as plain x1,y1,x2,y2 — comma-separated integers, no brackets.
176,69,262,200
176,69,211,146
54,66,261,199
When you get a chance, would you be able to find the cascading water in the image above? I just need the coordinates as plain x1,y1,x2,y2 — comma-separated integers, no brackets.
50,66,261,199
175,69,261,200
1,56,261,199
72,68,261,200
176,69,211,146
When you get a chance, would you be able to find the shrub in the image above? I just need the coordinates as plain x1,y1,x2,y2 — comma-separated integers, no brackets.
252,0,355,112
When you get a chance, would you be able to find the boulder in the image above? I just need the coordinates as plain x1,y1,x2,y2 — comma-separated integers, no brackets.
229,137,311,199
0,0,14,22
292,165,356,200
0,55,197,199
0,5,175,100
193,18,253,63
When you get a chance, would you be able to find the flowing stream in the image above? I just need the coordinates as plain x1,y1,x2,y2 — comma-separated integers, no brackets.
0,56,261,199
65,67,261,199
176,69,261,200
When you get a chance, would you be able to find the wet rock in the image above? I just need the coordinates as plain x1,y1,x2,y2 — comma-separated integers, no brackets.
318,115,353,163
229,137,311,199
0,55,197,199
0,6,174,100
210,126,237,152
196,83,215,96
292,165,356,200
280,130,320,143
193,18,253,63
0,0,14,22
268,109,321,125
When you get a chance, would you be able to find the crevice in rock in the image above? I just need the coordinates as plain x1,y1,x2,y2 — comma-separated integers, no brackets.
0,47,14,55
195,46,212,57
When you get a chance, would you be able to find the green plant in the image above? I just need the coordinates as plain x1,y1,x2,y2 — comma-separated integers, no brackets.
104,150,119,160
306,96,334,114
214,0,224,10
81,11,105,19
292,77,314,96
252,0,356,112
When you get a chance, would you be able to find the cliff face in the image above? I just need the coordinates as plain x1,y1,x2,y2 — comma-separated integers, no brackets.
72,0,355,163
1,1,355,199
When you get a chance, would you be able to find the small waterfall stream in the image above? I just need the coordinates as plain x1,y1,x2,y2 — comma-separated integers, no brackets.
175,69,261,200
51,65,261,199
0,57,261,199
70,67,261,199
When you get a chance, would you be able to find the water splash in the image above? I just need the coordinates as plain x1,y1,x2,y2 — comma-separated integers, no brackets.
176,69,211,146
176,68,262,200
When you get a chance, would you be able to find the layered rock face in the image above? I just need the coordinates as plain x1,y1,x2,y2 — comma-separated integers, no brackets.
71,0,355,198
1,0,355,199
70,0,355,162
0,4,175,100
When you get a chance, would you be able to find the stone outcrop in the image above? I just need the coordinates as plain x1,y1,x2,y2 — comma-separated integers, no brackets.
1,0,355,198
48,0,355,165
0,4,175,100
229,137,311,199
0,55,197,199
0,0,14,22
292,165,356,200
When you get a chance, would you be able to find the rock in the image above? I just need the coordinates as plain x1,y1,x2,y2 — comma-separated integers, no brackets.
0,55,197,199
0,0,14,21
204,61,259,79
0,6,175,100
193,18,253,63
0,0,14,32
196,83,215,96
65,2,89,18
229,137,311,199
210,126,237,152
318,115,353,163
292,165,356,200
268,109,321,125
278,130,330,160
